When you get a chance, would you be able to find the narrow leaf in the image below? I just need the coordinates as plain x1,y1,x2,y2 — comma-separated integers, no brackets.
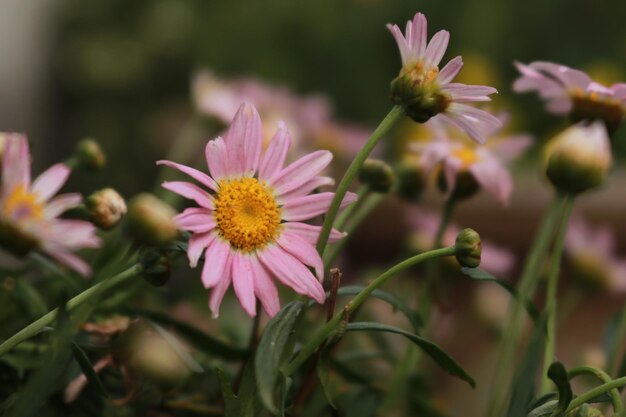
255,301,305,414
345,322,475,387
548,361,572,416
71,343,109,398
527,399,558,417
316,346,336,408
14,278,48,319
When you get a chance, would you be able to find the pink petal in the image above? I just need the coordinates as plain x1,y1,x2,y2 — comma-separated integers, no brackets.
201,237,232,289
205,137,229,180
270,150,333,195
281,191,357,222
173,207,216,233
469,158,512,206
31,163,71,202
43,246,91,277
156,160,217,191
161,181,214,209
277,176,334,203
278,230,324,281
232,253,257,317
44,193,82,218
411,13,428,58
283,222,346,245
3,134,31,193
437,56,463,85
386,23,410,64
424,30,449,68
223,103,263,176
43,220,101,248
208,266,232,318
442,83,498,101
259,122,291,180
187,231,216,268
258,245,325,303
250,254,280,317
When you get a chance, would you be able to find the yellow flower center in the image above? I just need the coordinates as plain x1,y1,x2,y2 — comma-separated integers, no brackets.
3,185,43,221
452,147,479,169
569,88,625,131
214,177,282,252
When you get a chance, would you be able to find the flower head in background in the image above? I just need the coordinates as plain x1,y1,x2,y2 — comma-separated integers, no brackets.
407,207,515,277
159,103,356,318
565,216,626,293
0,134,101,275
410,115,532,205
513,61,626,133
387,12,501,143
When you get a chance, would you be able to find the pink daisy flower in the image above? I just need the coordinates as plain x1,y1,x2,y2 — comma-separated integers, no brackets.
513,61,626,131
158,103,356,318
565,216,626,293
0,134,101,276
411,115,531,205
387,12,501,143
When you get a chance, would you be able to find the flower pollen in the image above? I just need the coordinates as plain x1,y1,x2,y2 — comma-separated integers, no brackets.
3,185,43,221
452,147,479,169
214,177,281,252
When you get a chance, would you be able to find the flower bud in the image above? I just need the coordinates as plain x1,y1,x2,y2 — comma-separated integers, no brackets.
544,122,611,195
75,138,106,171
139,249,172,287
390,65,449,123
358,159,395,193
85,188,127,230
436,169,480,201
127,193,178,246
395,158,426,202
455,228,481,268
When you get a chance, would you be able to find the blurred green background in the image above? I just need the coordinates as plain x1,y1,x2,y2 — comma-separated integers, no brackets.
2,0,626,197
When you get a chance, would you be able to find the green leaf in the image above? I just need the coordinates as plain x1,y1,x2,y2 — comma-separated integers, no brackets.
71,343,109,398
343,388,381,417
130,308,248,361
217,366,258,417
255,301,305,415
461,267,540,322
506,315,547,417
548,362,572,416
147,321,203,373
316,346,336,409
217,368,238,416
14,278,47,319
345,322,475,387
527,399,558,417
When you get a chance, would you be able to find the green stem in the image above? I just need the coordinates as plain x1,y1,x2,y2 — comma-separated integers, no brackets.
282,246,456,376
487,194,566,417
323,192,386,268
568,366,623,412
332,184,371,232
541,195,575,394
316,106,404,256
607,307,626,377
0,263,143,357
565,376,626,414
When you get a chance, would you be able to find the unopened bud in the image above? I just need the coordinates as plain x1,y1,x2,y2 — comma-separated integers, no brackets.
140,249,172,287
390,65,449,123
455,228,481,268
544,121,611,195
358,159,395,193
85,188,127,230
436,169,480,201
127,193,178,246
395,158,426,202
75,138,106,170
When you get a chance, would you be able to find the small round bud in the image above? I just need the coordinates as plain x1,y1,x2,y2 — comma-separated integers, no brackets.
127,193,178,246
139,249,172,287
75,138,106,170
544,121,611,195
436,169,480,201
455,228,482,268
395,158,426,202
358,159,395,193
390,64,449,123
85,188,127,230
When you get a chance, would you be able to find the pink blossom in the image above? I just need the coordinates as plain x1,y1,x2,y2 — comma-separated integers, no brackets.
0,134,101,275
407,206,515,277
513,61,626,130
411,115,532,205
159,103,356,318
387,12,501,143
565,216,626,292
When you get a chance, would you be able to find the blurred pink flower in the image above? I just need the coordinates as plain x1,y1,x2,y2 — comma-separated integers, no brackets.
407,206,515,277
159,103,356,318
387,12,501,143
513,61,626,130
411,115,532,205
0,134,101,275
565,216,626,292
